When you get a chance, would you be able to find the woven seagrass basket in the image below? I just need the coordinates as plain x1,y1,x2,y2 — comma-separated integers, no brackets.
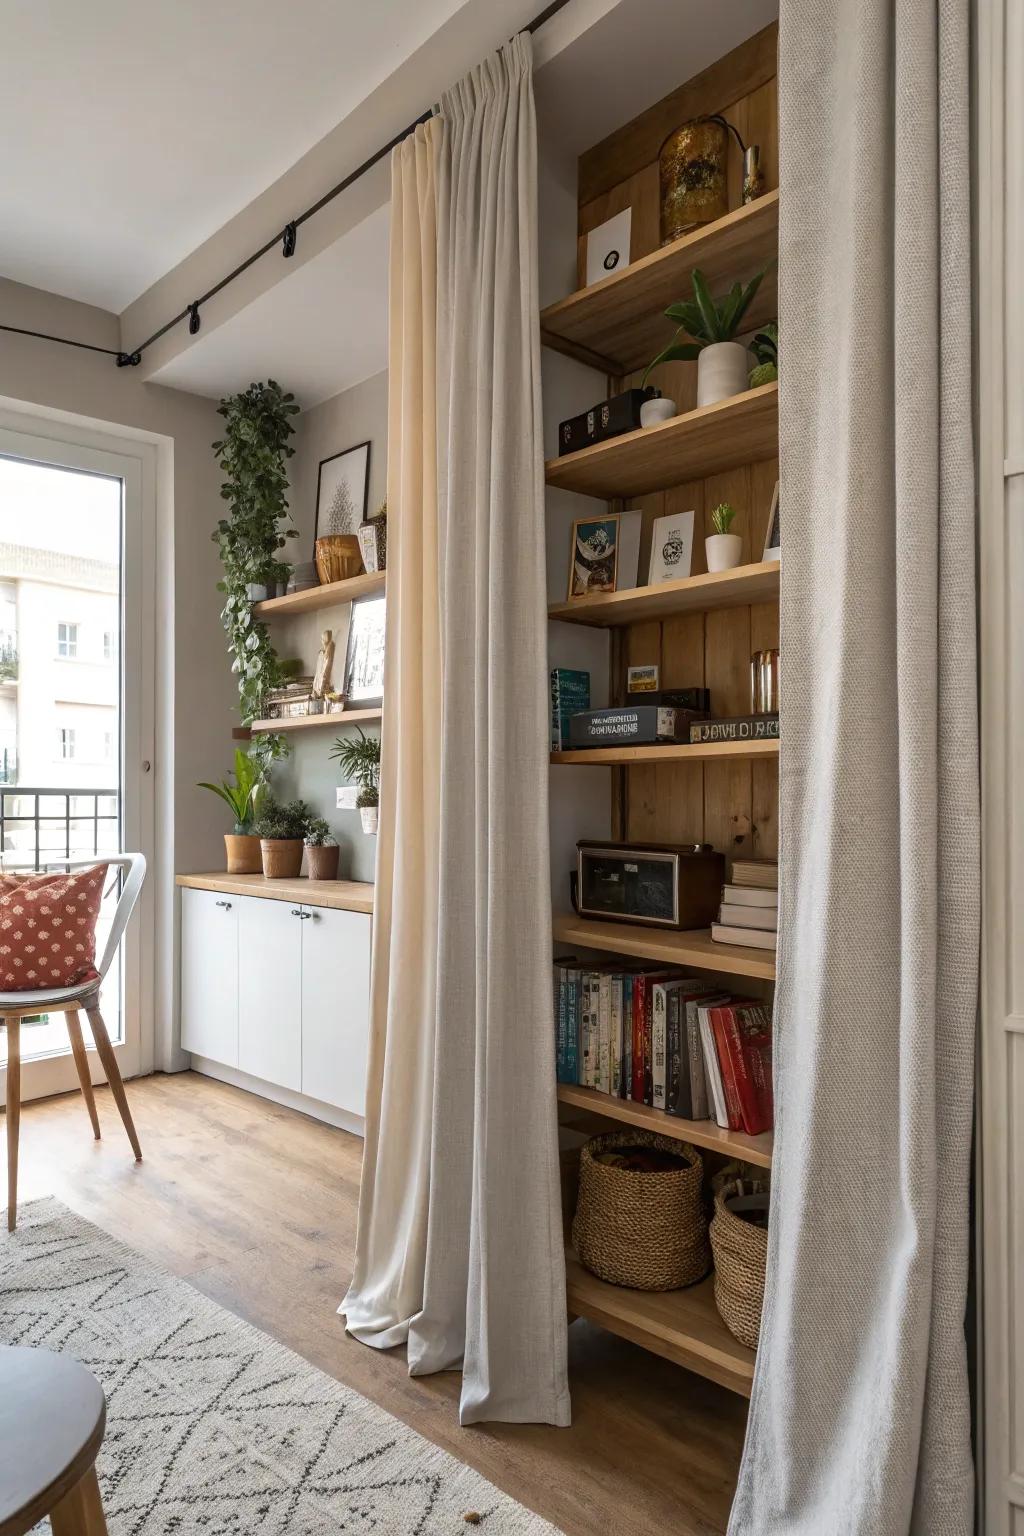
709,1166,770,1349
571,1129,710,1291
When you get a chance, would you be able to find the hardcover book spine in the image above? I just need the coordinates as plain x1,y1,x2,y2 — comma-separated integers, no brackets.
723,1007,759,1132
651,984,668,1110
621,975,633,1098
580,973,595,1088
686,998,709,1120
596,972,611,1094
710,1007,744,1130
665,988,687,1117
565,969,580,1085
631,978,646,1102
554,967,569,1083
699,1004,729,1129
610,976,623,1097
689,713,779,744
643,983,655,1106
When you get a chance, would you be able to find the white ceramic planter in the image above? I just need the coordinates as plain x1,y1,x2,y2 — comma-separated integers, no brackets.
246,582,269,602
640,396,677,428
705,533,743,573
697,342,749,407
360,805,379,835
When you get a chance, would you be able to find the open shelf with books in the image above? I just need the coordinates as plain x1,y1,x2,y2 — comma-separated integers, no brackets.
565,1246,756,1397
557,1082,772,1167
553,913,777,981
252,569,385,618
548,561,779,628
250,707,383,735
551,739,778,766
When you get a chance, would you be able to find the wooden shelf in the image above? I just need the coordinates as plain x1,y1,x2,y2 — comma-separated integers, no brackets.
250,708,382,735
541,193,779,375
176,872,374,915
548,561,779,627
553,913,776,981
253,570,385,618
565,1246,755,1397
557,1082,771,1168
552,739,778,766
545,384,778,500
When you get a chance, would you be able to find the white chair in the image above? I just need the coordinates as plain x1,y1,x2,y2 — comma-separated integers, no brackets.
2,854,146,1232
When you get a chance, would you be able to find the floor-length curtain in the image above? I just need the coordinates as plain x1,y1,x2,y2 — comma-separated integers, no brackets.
730,3,978,1533
342,34,570,1429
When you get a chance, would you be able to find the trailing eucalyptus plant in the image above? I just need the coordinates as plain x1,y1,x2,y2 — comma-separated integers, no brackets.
641,265,770,387
212,380,300,763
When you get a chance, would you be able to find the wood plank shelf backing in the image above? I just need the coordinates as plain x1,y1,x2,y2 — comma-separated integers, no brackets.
176,872,374,915
250,708,382,735
548,561,779,627
553,913,776,981
552,739,778,767
545,384,778,500
565,1246,755,1397
557,1082,772,1167
541,193,779,375
252,570,385,618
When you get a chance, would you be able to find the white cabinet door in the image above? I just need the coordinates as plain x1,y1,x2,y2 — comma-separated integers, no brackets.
301,906,371,1114
180,887,239,1065
237,895,302,1091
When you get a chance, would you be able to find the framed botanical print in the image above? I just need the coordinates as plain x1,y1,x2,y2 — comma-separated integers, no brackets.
343,594,386,707
647,509,695,584
314,440,371,552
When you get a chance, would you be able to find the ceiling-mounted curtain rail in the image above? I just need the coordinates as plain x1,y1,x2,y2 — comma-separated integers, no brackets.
0,0,575,370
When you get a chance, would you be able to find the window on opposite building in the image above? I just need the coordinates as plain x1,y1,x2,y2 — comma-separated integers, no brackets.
59,727,76,760
103,630,113,662
57,621,78,658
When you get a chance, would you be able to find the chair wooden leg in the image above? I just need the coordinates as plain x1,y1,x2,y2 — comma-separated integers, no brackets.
50,1462,109,1535
85,1006,141,1163
65,1011,101,1141
5,1017,20,1232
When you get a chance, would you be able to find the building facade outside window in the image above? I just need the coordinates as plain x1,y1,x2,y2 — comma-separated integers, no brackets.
59,726,76,759
57,620,78,658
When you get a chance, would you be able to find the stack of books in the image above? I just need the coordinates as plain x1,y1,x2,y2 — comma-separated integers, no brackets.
553,960,773,1135
711,858,778,951
260,677,314,719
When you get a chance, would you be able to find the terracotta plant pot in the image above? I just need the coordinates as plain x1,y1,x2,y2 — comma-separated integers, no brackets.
224,833,262,875
315,534,363,585
306,843,340,881
260,838,304,879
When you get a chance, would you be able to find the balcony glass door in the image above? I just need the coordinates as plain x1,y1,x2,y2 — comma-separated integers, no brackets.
0,419,154,1101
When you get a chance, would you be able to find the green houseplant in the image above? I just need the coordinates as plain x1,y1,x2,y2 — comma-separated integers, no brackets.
212,380,300,765
254,795,311,879
329,728,382,835
706,501,742,573
748,322,778,387
304,815,340,882
197,747,265,873
641,265,770,413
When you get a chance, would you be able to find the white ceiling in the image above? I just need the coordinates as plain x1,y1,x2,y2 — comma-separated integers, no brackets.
0,0,473,311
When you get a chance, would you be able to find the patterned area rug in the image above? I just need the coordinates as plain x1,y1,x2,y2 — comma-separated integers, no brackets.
1,1199,561,1535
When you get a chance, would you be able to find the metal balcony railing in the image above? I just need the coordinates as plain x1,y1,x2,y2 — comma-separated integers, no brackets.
0,786,119,872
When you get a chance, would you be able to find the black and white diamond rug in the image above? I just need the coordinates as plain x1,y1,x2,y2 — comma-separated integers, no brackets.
1,1199,561,1535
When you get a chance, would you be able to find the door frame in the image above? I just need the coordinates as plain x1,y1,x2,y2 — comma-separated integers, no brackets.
0,410,158,1101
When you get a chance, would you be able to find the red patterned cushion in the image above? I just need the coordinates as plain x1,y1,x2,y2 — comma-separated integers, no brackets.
0,863,109,992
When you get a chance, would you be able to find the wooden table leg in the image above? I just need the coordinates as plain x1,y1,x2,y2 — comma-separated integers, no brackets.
6,1016,20,1233
65,1011,101,1140
85,1006,141,1162
50,1462,109,1535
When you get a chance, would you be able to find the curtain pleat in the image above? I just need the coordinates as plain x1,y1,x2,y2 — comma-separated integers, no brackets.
728,3,978,1532
341,35,570,1429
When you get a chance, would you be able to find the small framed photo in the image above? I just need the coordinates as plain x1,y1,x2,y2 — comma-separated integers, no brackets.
569,515,620,599
763,481,781,562
585,208,632,286
647,509,695,584
343,594,386,707
314,441,371,551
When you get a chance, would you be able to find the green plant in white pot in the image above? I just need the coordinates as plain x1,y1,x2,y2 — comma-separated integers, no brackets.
197,748,265,873
706,502,742,573
329,728,381,835
642,265,770,413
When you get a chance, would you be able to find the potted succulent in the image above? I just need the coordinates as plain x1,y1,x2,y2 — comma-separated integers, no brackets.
641,264,770,411
706,502,742,572
254,795,311,878
749,322,778,387
304,816,340,881
329,728,381,835
197,748,264,873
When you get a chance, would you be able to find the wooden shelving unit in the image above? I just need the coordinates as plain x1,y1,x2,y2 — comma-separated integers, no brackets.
549,561,779,627
544,384,778,500
551,739,777,766
541,192,779,375
565,1247,755,1398
250,707,382,735
557,1082,772,1168
252,570,385,618
554,912,776,980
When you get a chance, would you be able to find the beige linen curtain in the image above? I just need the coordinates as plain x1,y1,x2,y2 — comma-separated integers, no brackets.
342,36,570,1429
730,2,978,1532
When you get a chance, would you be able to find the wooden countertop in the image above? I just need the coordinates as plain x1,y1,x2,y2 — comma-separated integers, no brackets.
176,872,374,914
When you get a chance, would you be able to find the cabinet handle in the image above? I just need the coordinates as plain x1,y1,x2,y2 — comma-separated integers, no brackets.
216,900,232,910
290,908,302,916
290,908,312,919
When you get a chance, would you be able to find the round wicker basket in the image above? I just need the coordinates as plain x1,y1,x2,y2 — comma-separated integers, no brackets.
709,1168,769,1349
571,1129,710,1291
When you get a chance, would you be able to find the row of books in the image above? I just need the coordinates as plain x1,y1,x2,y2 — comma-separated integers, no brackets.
711,858,778,951
554,961,773,1135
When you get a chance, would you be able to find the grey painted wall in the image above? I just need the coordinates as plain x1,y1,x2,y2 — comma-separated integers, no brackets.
270,368,388,885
